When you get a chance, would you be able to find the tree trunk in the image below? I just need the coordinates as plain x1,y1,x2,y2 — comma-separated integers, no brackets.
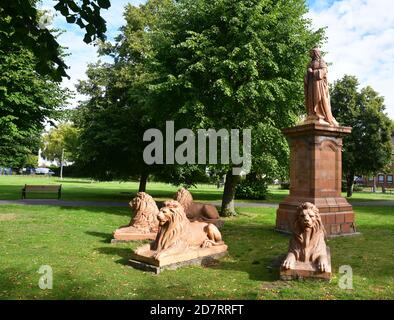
60,148,65,180
221,170,240,217
138,172,149,192
346,172,355,198
372,177,377,193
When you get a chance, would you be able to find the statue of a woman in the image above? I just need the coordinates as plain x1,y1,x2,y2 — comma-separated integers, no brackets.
304,48,339,126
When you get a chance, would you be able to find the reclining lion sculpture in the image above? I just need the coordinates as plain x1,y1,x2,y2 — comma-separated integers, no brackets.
281,202,331,280
112,192,159,242
133,200,227,264
174,188,223,227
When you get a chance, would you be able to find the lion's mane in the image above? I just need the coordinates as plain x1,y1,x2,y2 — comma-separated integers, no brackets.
152,200,189,251
129,192,159,233
289,202,327,262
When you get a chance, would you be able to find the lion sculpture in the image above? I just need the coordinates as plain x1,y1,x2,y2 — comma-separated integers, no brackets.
134,200,225,261
174,188,223,227
282,202,330,273
113,192,159,241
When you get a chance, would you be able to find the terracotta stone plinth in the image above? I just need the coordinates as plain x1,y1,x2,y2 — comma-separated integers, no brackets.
276,123,357,237
130,245,228,274
112,228,157,243
280,248,332,281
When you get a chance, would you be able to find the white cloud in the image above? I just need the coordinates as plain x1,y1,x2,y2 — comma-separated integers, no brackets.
308,0,394,119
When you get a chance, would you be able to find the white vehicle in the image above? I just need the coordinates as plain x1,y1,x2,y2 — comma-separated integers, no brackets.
35,168,54,175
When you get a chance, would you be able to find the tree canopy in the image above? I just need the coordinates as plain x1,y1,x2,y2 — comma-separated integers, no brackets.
0,42,69,168
146,0,324,215
41,122,80,164
0,0,111,81
74,0,324,214
331,75,393,196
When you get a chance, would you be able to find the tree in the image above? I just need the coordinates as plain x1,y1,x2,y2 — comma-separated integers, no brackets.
1,1,102,167
41,122,80,179
331,75,393,197
0,0,111,81
0,42,69,168
148,0,324,215
74,0,175,191
41,122,80,163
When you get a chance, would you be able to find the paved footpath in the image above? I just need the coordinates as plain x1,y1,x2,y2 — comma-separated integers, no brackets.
0,199,393,208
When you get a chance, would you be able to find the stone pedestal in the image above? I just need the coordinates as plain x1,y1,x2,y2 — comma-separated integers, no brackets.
276,123,357,237
130,245,228,274
280,248,332,281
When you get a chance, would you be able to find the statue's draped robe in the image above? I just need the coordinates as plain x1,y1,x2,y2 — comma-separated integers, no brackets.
304,60,337,126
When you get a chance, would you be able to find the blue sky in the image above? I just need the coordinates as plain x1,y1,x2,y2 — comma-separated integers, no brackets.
39,0,394,119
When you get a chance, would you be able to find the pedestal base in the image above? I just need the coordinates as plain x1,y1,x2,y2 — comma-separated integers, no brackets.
130,251,227,274
277,196,357,237
276,123,357,237
280,248,332,281
130,245,228,274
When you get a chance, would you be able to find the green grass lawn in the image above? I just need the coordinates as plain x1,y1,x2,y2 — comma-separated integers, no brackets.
0,176,221,202
1,176,393,203
0,203,393,300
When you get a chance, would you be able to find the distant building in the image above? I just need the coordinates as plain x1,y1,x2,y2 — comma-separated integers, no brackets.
363,132,394,189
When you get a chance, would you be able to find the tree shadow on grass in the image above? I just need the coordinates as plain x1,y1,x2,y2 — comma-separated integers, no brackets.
57,206,131,218
96,246,143,266
207,224,290,282
0,183,224,202
85,231,114,243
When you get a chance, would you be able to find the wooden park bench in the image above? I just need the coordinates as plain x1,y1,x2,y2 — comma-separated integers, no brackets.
385,188,394,194
21,185,62,200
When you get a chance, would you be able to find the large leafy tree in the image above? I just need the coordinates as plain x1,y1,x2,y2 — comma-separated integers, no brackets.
75,0,212,190
148,0,323,215
0,0,105,167
0,0,111,81
74,1,168,188
0,44,68,168
331,75,393,197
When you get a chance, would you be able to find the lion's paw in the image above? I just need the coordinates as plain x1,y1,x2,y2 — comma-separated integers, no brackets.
318,259,329,273
202,240,214,248
282,256,296,270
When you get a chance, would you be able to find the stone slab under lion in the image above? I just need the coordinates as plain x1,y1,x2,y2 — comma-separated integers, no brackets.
130,245,228,273
280,247,331,281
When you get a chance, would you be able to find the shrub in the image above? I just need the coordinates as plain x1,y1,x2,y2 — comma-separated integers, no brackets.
280,182,290,190
353,184,364,192
235,177,268,200
342,180,364,192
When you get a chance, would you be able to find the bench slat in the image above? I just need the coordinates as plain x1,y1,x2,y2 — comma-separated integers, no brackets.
22,185,62,200
24,185,61,191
